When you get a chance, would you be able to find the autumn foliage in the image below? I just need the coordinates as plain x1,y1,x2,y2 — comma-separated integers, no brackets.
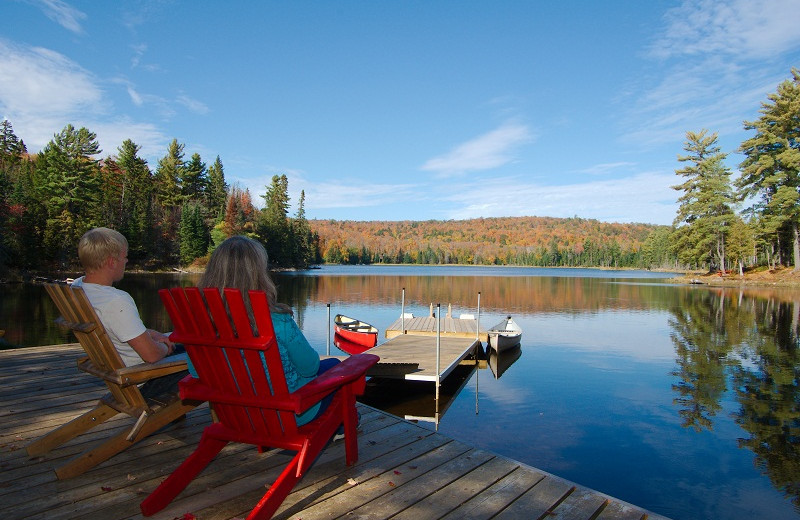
312,216,667,267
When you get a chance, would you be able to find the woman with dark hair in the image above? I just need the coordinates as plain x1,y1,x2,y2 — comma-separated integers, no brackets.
191,235,337,425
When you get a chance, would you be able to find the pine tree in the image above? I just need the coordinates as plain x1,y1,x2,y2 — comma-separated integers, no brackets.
672,130,735,271
179,202,209,264
153,139,185,264
726,216,756,275
154,139,184,209
37,124,102,265
115,140,154,262
181,152,207,202
206,156,228,218
259,174,292,266
736,69,800,270
292,190,313,266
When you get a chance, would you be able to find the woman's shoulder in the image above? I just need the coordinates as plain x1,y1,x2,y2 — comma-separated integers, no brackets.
270,311,296,324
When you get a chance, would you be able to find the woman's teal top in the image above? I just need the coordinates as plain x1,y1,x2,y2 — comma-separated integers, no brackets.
186,311,322,425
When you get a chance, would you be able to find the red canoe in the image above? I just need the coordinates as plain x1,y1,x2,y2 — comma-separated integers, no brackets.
333,333,373,355
333,314,378,349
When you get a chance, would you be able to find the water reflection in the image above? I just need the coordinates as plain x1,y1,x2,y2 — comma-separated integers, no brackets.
668,289,800,509
359,364,478,430
487,344,522,379
6,267,800,518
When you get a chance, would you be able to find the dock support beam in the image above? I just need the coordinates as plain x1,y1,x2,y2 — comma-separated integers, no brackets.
436,303,441,401
401,287,406,334
326,303,331,356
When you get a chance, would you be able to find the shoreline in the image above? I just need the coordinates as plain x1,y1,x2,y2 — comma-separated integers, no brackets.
6,264,800,289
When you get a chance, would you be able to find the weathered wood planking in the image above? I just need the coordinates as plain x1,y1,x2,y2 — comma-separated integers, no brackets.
385,316,488,341
368,335,481,382
0,345,671,520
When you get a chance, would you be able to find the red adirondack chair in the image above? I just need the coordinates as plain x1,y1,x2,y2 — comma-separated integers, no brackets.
140,287,379,520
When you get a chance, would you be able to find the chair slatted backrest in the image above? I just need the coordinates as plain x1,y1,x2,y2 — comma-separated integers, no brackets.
44,283,146,408
159,287,300,438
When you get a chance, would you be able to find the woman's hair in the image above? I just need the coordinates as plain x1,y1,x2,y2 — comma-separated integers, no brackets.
78,227,128,271
200,236,291,314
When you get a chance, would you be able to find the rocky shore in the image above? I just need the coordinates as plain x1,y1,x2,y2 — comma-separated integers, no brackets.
672,266,800,287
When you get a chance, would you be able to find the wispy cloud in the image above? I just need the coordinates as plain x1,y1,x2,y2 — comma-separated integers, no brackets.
442,171,678,225
0,39,103,148
622,0,800,151
577,162,636,176
0,39,172,158
228,169,417,213
177,93,210,115
27,0,87,34
650,0,800,60
421,122,534,177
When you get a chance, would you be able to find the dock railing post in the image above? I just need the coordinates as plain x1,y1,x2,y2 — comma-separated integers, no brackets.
401,287,406,334
436,303,441,401
326,303,331,356
477,291,481,342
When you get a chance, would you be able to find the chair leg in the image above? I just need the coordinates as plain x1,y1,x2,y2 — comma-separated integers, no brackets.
342,392,360,466
26,402,118,456
55,399,195,480
248,454,303,520
140,433,229,516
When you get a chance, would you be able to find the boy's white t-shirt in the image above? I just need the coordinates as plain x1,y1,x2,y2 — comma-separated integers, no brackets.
71,277,147,367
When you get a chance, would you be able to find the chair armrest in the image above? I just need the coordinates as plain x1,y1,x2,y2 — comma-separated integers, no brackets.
292,354,380,413
178,354,380,414
77,357,188,387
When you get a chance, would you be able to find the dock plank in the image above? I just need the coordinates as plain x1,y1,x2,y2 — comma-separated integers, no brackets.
390,456,518,519
386,316,487,341
0,345,670,520
369,335,480,382
439,466,546,520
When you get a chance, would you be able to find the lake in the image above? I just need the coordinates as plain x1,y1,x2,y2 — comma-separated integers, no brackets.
3,265,799,520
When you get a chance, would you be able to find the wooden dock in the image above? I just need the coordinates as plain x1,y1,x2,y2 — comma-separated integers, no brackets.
1,344,670,520
385,315,488,342
370,335,481,383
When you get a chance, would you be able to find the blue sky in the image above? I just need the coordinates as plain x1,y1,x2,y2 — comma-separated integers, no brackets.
2,1,799,225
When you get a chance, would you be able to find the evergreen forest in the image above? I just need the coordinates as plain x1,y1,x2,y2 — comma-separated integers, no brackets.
0,69,798,276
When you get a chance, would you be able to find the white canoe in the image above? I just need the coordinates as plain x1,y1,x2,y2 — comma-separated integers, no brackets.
487,316,522,353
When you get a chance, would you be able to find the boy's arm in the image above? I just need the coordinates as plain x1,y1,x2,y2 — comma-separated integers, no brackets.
128,331,174,363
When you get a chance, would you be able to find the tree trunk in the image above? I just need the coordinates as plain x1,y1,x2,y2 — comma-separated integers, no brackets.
794,222,800,272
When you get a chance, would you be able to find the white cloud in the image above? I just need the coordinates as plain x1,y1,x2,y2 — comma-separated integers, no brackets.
623,0,800,152
577,162,637,176
177,93,210,115
420,122,534,177
127,86,143,106
28,0,87,34
442,171,678,225
651,0,800,60
0,39,104,149
92,119,168,162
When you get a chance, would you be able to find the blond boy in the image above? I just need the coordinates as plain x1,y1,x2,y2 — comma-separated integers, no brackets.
72,227,179,366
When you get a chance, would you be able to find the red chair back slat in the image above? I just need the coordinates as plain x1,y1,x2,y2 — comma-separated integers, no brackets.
159,287,292,437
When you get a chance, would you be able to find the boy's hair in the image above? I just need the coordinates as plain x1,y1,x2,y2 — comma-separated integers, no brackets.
78,227,128,271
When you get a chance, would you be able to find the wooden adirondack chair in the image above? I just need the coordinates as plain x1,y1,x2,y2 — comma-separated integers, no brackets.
141,287,379,520
25,283,198,479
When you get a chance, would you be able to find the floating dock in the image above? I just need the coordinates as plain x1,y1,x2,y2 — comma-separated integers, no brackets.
385,313,488,341
1,344,670,520
369,334,481,383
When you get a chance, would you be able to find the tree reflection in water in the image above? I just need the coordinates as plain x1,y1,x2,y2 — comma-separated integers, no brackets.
669,289,800,508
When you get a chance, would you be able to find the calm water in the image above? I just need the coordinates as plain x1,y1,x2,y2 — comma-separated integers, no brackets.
3,265,800,520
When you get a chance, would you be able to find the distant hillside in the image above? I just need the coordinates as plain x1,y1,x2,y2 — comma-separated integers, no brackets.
310,216,669,267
